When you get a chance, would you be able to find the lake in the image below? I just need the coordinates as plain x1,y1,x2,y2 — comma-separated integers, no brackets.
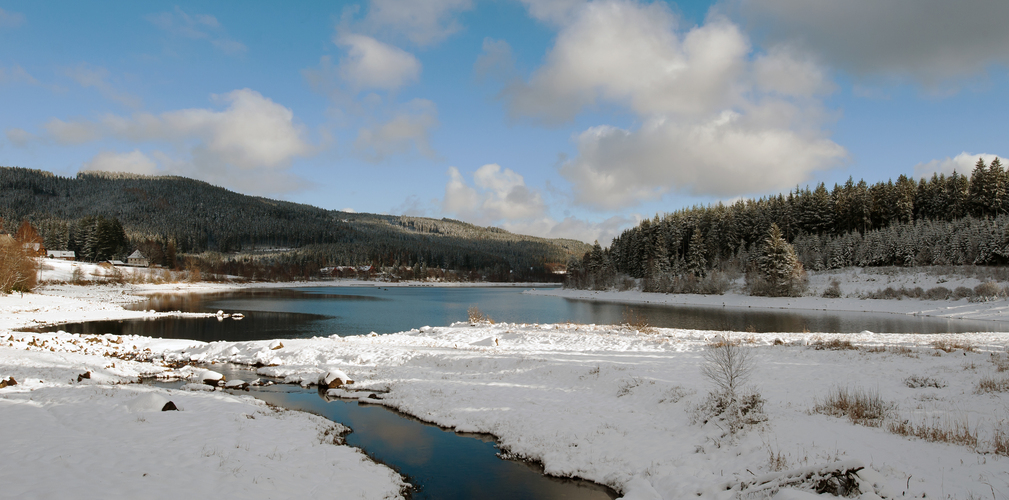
33,285,1009,340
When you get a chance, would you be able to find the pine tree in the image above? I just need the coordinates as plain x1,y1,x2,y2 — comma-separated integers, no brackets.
686,227,707,278
756,224,805,297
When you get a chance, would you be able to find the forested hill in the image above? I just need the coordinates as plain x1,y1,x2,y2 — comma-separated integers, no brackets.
0,167,589,279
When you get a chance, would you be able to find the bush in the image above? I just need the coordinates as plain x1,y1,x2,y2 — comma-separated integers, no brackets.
821,279,842,298
923,286,952,300
0,237,37,294
467,305,493,324
691,389,766,433
969,281,1004,302
952,286,975,300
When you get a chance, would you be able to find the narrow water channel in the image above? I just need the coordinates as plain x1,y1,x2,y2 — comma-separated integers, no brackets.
152,365,617,500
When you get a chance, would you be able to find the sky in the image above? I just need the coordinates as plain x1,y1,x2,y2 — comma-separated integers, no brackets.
1,1,1007,245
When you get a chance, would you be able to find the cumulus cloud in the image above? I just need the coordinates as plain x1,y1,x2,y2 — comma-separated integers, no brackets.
0,8,25,28
5,128,35,147
519,0,587,25
358,0,473,46
335,33,421,91
740,0,1009,85
442,164,547,224
81,150,158,175
64,64,142,109
147,6,246,55
503,0,844,209
35,89,313,194
354,99,438,162
439,164,633,244
913,152,1006,180
474,38,515,82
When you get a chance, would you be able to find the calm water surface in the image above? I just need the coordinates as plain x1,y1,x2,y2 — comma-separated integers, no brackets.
149,365,617,500
33,286,1009,340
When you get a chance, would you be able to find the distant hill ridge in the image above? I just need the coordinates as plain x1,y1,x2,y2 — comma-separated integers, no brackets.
0,167,589,276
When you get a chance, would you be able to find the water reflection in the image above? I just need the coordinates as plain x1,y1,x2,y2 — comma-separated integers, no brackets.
254,388,617,500
28,287,1009,341
159,364,616,500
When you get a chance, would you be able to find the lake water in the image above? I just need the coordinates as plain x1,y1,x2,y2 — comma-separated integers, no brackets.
33,285,1009,340
148,365,617,500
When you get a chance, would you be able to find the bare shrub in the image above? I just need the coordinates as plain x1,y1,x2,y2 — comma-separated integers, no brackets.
821,279,842,298
811,338,857,351
923,286,952,300
970,281,1004,302
691,389,767,433
467,305,493,324
932,339,975,353
975,374,1009,394
813,386,895,427
952,286,975,300
904,374,947,388
621,307,655,334
702,334,753,397
0,237,38,294
887,414,979,449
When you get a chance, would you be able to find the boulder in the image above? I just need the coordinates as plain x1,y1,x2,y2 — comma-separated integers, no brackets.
161,401,179,411
319,369,354,389
224,379,249,390
269,340,284,350
77,371,91,382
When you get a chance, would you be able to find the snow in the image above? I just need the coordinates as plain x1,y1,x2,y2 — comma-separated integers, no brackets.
528,267,1009,324
2,269,1009,499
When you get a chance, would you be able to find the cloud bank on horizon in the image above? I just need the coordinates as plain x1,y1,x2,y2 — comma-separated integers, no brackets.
0,1,1006,245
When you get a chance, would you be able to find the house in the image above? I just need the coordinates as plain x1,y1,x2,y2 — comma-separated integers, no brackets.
47,250,76,261
21,241,45,257
127,250,149,267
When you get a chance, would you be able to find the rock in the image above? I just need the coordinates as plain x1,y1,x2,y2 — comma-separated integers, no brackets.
77,371,91,382
161,401,179,411
0,380,6,389
319,369,353,389
224,379,249,390
269,340,284,350
368,393,382,400
126,393,172,412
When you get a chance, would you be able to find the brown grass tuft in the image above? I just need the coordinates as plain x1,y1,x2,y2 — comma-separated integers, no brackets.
975,374,1009,394
931,339,975,353
467,305,494,324
813,386,895,427
811,338,857,351
887,414,979,449
621,307,656,334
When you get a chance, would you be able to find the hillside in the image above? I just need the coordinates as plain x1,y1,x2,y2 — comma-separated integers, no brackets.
0,167,589,279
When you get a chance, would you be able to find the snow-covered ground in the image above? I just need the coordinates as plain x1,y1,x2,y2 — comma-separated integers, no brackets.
2,262,1008,499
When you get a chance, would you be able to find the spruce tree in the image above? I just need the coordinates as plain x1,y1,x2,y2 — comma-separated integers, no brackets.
686,227,707,278
757,224,805,297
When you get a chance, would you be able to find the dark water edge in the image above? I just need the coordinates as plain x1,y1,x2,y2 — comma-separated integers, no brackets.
146,365,618,500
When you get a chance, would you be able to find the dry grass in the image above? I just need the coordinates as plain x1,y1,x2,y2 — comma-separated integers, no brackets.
812,386,895,427
887,414,979,449
621,307,656,334
994,420,1009,456
975,374,1009,394
889,346,919,358
467,305,494,324
990,353,1009,372
932,339,975,353
904,374,947,388
810,337,857,351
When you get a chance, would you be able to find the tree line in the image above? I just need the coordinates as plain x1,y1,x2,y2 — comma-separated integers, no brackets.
0,167,588,280
568,158,1007,292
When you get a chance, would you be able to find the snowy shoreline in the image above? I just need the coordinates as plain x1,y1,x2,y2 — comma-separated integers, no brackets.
529,267,1009,325
3,261,1009,499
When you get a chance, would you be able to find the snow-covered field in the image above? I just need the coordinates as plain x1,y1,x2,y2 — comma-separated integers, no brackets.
2,262,1009,499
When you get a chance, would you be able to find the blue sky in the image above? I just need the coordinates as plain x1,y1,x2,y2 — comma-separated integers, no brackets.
1,1,1007,244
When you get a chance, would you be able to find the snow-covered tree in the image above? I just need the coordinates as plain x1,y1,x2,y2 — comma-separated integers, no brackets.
754,224,806,297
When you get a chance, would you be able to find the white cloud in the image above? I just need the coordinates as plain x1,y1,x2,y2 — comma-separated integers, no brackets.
519,0,587,25
740,0,1009,86
443,164,546,224
82,150,158,175
35,89,313,194
147,6,246,55
0,65,38,85
0,8,25,28
358,0,473,46
335,33,421,91
64,64,142,109
4,128,35,147
354,99,438,162
913,152,1005,180
474,38,515,82
439,164,635,244
502,0,844,209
